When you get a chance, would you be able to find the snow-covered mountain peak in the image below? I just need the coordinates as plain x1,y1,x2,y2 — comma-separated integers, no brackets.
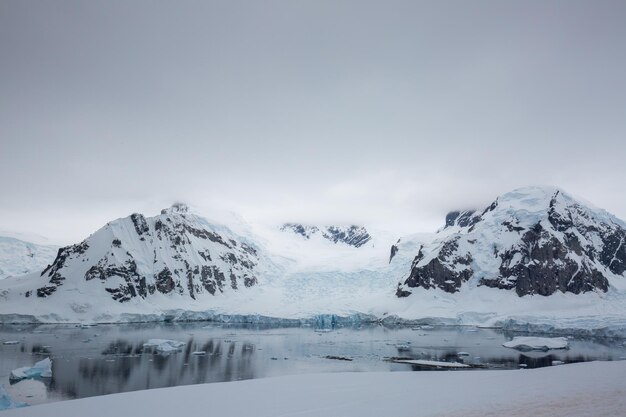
280,223,372,248
160,202,189,215
19,207,278,303
397,186,626,298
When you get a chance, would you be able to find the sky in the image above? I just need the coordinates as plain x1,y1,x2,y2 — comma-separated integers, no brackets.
1,0,625,244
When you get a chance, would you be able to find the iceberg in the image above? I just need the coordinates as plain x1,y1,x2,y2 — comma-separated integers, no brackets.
143,339,186,355
0,385,26,410
502,336,569,351
9,358,52,383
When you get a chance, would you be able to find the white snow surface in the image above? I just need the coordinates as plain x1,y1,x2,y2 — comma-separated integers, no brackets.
502,336,569,351
0,237,58,280
0,187,625,335
3,361,625,417
9,358,52,382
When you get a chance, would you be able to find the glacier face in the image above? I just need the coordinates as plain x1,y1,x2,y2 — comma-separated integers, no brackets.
396,186,626,297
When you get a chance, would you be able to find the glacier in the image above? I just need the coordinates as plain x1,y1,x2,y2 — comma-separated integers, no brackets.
0,186,625,338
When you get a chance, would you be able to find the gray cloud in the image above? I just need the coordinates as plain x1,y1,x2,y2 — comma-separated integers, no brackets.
1,0,625,243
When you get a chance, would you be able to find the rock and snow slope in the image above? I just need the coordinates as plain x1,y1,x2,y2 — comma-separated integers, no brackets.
396,186,626,297
1,186,626,328
3,361,625,417
280,223,372,247
0,203,280,316
0,236,58,280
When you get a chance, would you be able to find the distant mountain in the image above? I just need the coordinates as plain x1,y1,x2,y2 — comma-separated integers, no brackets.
28,203,276,302
396,186,626,297
280,224,372,248
0,236,58,280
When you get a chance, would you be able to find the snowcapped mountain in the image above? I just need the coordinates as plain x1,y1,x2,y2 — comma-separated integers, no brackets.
0,236,58,280
280,224,372,248
22,203,279,303
395,186,626,297
2,186,626,327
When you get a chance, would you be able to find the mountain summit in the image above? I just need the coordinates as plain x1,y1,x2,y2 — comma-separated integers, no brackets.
31,204,273,303
396,186,626,297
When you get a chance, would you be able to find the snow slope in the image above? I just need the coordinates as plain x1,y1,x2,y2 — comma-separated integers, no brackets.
1,187,626,333
0,237,58,280
3,361,625,417
397,186,626,297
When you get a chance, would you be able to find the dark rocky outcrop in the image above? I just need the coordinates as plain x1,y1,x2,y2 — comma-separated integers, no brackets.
389,243,398,263
27,204,264,303
397,188,626,298
281,223,372,247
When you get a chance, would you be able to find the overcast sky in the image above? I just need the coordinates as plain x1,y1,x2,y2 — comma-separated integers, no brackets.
1,0,625,244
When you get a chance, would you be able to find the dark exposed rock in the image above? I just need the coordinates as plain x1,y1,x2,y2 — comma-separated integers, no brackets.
155,267,175,294
389,244,399,263
481,224,609,296
397,188,626,298
243,275,257,287
281,223,318,239
600,229,626,275
130,214,149,236
281,223,372,247
445,210,479,229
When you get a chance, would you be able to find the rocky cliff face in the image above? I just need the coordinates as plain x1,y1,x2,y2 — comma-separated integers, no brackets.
31,204,271,302
396,187,626,297
280,224,372,248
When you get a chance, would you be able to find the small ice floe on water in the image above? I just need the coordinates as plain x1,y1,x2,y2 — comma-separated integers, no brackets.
395,343,411,351
552,360,565,366
143,339,186,355
0,385,26,410
502,337,569,351
411,325,434,330
3,341,19,345
191,351,206,356
457,352,470,357
10,358,52,383
324,355,353,361
519,363,528,368
392,359,470,369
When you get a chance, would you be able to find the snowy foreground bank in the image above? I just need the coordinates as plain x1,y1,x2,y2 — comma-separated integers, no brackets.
4,361,625,417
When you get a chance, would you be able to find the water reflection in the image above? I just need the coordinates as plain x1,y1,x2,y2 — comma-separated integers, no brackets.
0,322,624,406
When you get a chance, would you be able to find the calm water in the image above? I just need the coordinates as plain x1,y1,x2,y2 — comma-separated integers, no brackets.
1,322,625,406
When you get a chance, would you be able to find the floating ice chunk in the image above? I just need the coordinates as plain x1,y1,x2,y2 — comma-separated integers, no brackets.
392,359,470,368
3,341,19,345
191,351,206,356
0,385,26,410
502,337,569,351
552,360,565,366
143,339,186,355
10,358,52,382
